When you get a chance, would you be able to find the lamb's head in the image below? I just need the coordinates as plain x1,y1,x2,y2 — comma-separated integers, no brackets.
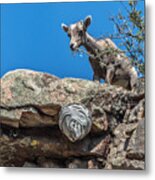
61,15,92,51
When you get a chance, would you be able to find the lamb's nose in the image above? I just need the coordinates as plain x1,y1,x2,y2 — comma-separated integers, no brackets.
70,44,74,50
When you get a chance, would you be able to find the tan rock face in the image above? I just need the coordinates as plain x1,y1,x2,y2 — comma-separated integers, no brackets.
0,69,145,169
0,69,99,128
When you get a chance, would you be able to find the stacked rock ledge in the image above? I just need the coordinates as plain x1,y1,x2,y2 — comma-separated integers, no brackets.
0,69,145,169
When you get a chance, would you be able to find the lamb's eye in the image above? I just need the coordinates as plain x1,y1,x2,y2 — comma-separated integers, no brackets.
78,31,83,36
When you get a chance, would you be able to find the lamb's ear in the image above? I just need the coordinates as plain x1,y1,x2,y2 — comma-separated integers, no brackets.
61,23,69,32
84,15,92,29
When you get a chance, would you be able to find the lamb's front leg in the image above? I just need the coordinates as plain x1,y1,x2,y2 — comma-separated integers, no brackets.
129,67,138,91
105,66,115,89
105,65,115,86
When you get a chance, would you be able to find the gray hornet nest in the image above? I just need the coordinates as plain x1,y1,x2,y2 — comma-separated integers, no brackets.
59,104,92,142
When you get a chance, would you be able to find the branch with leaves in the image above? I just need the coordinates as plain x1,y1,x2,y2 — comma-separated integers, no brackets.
109,0,145,75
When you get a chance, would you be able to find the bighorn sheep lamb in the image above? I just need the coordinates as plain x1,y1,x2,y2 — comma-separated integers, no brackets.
61,15,138,90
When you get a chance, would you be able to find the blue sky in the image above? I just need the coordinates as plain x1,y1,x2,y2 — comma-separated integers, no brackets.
1,1,144,79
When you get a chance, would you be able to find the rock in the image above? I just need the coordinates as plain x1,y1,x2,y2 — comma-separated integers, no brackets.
23,162,38,167
90,135,110,157
133,77,145,95
37,157,64,168
91,105,109,132
0,127,110,166
0,69,145,169
66,159,87,169
127,119,145,160
125,159,145,170
88,159,99,169
105,121,145,170
124,99,145,123
0,69,99,128
88,158,106,169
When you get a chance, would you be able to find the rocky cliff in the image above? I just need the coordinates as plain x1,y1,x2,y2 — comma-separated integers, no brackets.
0,69,145,169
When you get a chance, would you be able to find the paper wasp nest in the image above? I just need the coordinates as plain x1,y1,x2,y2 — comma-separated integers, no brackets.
59,104,92,142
